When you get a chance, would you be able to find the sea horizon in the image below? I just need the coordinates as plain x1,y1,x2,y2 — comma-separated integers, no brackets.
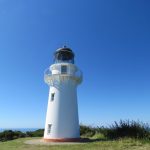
0,128,43,133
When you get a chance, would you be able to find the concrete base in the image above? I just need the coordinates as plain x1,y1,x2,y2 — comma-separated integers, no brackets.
24,139,85,145
44,138,80,142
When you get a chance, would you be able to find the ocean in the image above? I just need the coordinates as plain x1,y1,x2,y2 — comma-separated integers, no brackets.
0,128,39,133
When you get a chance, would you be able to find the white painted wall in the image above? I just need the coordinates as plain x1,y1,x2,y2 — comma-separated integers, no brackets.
44,63,81,139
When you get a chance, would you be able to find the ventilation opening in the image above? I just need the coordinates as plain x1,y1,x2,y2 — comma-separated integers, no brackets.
47,124,52,135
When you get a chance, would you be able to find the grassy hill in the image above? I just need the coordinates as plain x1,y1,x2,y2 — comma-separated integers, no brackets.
0,137,150,150
1,120,150,150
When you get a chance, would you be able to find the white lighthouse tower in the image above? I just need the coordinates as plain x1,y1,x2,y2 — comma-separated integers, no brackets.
44,46,82,142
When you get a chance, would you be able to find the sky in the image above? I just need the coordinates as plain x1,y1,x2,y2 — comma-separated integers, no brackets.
0,0,150,128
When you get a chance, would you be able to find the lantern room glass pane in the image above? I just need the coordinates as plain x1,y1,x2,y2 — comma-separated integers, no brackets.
54,47,74,64
61,65,67,74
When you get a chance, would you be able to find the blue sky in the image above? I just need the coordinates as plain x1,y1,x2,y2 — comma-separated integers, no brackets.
0,0,150,128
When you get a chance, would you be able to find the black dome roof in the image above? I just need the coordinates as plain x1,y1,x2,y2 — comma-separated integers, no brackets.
56,47,73,52
54,46,75,63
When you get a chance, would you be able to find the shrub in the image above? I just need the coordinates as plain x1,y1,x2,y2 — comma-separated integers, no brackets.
80,125,96,137
26,129,44,137
14,131,26,138
0,130,15,141
0,129,44,142
103,120,150,140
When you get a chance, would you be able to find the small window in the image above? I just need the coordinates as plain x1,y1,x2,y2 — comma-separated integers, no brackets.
61,65,67,74
47,124,52,134
51,93,55,101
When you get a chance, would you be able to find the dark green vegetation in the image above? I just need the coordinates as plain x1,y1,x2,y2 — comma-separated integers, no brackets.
80,120,150,140
26,129,44,137
1,120,150,142
103,120,150,140
0,130,26,141
1,121,150,150
0,129,44,142
80,125,96,137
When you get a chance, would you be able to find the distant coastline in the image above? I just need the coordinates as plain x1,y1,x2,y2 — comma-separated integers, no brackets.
0,128,39,133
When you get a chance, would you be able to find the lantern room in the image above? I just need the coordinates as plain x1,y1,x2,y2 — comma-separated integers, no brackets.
54,46,75,64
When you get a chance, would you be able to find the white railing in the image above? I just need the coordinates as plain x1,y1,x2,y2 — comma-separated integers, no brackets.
44,68,83,86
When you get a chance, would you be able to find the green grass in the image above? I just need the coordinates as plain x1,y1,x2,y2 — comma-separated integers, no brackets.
0,137,150,150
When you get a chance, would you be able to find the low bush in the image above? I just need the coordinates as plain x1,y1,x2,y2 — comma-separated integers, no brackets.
103,120,150,140
0,130,26,141
26,129,44,137
1,120,149,142
80,120,150,140
80,125,96,137
0,129,43,142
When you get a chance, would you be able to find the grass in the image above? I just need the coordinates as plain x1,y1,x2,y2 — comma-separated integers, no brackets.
1,120,150,150
0,137,150,150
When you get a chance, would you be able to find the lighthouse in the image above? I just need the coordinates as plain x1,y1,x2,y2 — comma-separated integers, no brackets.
44,46,82,142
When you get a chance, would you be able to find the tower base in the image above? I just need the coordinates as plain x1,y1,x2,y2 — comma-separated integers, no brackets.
43,138,81,142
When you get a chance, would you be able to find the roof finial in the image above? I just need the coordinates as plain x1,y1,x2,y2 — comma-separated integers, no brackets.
63,41,69,48
63,45,67,48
